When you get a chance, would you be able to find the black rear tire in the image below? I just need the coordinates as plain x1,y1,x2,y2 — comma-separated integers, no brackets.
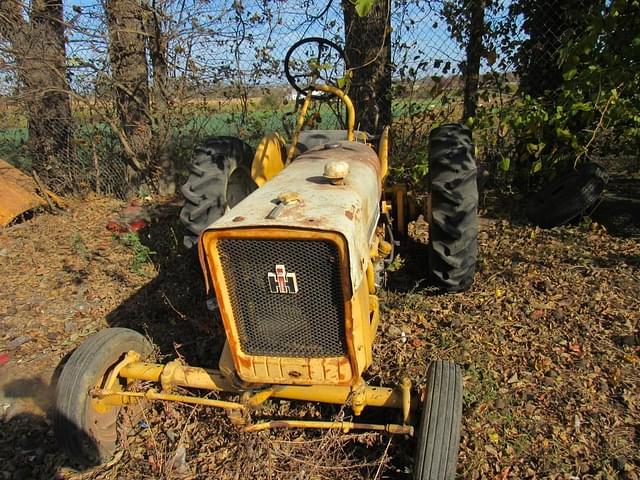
427,124,478,292
414,360,463,480
526,162,608,228
179,136,257,248
54,328,153,466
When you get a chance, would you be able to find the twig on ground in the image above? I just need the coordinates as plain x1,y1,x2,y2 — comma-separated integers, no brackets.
162,291,188,321
372,437,392,480
32,169,55,213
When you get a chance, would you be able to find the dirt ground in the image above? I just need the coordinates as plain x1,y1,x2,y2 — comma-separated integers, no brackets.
0,195,638,480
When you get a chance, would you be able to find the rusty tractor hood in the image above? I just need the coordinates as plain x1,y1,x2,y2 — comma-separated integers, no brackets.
201,140,382,292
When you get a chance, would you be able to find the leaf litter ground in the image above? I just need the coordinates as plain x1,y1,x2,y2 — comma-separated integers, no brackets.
0,196,638,479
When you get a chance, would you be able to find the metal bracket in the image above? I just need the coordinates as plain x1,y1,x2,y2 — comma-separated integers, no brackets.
92,350,141,412
351,378,367,416
401,377,412,425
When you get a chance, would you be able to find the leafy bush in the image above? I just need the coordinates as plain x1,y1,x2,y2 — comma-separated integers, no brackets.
471,0,640,192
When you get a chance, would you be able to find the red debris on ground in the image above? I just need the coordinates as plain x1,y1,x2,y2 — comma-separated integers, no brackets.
106,199,150,233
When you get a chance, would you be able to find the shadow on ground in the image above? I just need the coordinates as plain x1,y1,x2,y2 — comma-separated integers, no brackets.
105,203,226,367
386,237,442,294
0,411,64,479
0,361,102,478
1,205,223,477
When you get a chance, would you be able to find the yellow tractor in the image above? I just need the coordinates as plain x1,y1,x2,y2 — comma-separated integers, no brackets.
54,38,478,479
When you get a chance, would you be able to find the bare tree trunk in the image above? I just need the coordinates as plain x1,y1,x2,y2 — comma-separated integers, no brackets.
0,0,75,192
105,0,151,191
342,0,392,136
462,0,486,121
145,0,175,195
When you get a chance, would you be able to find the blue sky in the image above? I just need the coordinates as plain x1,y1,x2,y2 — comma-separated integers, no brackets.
54,0,521,91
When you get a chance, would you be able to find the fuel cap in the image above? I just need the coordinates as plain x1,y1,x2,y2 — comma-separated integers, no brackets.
323,160,350,185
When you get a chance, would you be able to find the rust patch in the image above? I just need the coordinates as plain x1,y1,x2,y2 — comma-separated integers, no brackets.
345,204,361,221
268,420,290,428
237,354,252,369
233,216,245,222
338,357,351,382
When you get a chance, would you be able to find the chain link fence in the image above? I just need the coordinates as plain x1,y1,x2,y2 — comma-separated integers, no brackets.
0,0,605,198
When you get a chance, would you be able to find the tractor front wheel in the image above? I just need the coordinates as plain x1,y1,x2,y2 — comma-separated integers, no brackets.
413,360,463,480
179,136,257,248
427,124,478,292
54,328,153,466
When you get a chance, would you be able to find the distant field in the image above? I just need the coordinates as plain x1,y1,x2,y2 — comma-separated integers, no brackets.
0,94,458,173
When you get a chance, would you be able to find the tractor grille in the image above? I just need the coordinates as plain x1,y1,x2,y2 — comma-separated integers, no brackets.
216,238,347,358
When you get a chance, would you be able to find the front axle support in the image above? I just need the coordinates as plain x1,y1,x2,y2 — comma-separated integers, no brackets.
92,352,418,434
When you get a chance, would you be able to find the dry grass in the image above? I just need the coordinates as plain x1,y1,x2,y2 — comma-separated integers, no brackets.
0,196,638,479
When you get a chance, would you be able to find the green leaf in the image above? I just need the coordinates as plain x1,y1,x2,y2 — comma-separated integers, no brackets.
355,0,376,16
556,127,572,141
563,69,577,81
571,102,592,112
307,59,332,71
532,160,542,173
336,71,352,89
500,156,511,172
526,143,540,154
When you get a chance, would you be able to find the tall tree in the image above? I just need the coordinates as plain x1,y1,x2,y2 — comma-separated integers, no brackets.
0,0,74,192
462,0,486,121
145,0,174,194
105,0,152,189
342,0,392,135
104,0,178,194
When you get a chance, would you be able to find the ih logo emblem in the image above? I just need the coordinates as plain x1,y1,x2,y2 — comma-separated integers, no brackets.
268,264,298,294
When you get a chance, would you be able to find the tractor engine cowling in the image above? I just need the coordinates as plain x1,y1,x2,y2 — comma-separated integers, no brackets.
199,140,382,386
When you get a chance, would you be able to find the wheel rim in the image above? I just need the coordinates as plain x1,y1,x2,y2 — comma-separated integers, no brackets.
86,398,119,457
85,357,127,459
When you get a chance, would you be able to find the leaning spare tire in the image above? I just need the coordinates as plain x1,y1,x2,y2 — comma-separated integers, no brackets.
526,162,608,228
427,124,478,292
180,136,257,248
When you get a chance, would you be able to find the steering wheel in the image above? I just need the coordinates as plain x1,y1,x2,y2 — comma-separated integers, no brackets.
284,37,346,99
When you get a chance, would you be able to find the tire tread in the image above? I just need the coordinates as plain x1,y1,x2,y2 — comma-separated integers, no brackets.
414,360,463,480
179,136,255,248
427,124,478,292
